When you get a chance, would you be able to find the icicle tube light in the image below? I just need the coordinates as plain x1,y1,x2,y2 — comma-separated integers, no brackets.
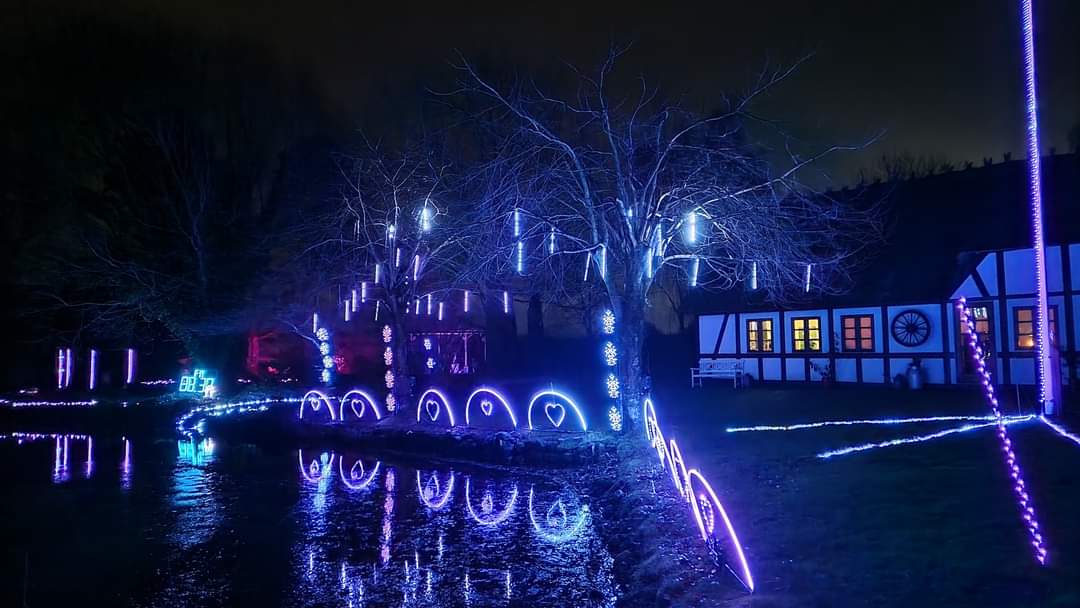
690,257,700,288
503,291,510,314
958,296,1047,565
89,349,98,391
516,241,524,275
125,348,136,385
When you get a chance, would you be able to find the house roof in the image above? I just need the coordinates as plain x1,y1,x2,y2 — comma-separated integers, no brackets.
690,152,1080,313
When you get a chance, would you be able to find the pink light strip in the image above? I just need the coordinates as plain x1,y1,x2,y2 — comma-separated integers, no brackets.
958,297,1047,565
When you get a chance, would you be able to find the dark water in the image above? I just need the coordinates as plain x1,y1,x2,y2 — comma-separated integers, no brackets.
0,432,616,607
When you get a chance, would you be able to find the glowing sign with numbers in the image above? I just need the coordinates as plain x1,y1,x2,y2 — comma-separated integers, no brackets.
178,369,215,395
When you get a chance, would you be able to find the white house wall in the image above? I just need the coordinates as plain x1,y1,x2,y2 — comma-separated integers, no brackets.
696,243,1078,387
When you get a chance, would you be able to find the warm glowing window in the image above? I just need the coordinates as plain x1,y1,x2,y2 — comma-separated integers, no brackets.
747,319,773,352
960,305,992,339
1015,306,1057,350
841,315,874,352
792,317,821,352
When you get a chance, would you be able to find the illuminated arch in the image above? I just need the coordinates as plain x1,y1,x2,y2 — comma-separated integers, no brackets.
465,387,518,428
338,389,382,422
643,398,659,442
416,470,455,510
686,469,755,592
297,449,335,484
527,389,587,432
464,477,518,526
415,388,456,427
527,486,589,543
668,438,690,502
300,390,336,421
338,457,380,490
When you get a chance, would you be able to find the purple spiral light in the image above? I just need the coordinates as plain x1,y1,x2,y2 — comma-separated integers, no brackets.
958,297,1047,565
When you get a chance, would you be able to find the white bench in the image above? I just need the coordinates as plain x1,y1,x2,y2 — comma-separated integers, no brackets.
690,359,744,388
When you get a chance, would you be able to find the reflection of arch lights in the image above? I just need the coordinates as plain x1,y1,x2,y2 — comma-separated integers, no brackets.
298,450,335,484
465,477,518,526
526,390,587,431
416,470,455,510
415,388,456,426
300,390,336,421
465,387,518,428
686,469,754,592
338,458,381,490
338,389,383,421
527,487,589,543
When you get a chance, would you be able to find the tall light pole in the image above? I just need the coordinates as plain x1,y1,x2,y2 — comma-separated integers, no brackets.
1019,0,1058,415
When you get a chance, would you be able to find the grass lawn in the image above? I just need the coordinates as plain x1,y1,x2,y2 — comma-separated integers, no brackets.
650,384,1080,607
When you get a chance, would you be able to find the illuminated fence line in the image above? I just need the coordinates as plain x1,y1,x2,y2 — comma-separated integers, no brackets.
958,296,1047,566
816,416,1035,459
642,397,754,593
176,397,301,438
727,414,1009,433
1,399,98,408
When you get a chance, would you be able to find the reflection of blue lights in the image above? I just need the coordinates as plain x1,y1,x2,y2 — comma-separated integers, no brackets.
527,487,589,543
338,458,381,490
416,470,455,510
465,477,517,527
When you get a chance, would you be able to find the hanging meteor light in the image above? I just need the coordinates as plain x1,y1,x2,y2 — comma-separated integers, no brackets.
685,210,697,244
751,262,758,291
361,282,368,303
516,241,524,275
503,291,510,314
548,227,556,255
690,257,700,288
804,263,812,293
463,290,470,313
599,245,607,279
513,208,521,237
413,254,421,281
420,204,433,232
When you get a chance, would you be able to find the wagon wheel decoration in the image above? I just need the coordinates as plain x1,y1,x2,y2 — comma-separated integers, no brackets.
891,310,931,347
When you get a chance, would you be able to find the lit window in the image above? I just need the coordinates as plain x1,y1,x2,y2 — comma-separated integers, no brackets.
792,317,822,352
1015,306,1057,350
747,319,773,352
841,315,874,352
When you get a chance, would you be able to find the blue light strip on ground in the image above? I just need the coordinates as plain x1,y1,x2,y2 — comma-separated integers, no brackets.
727,414,1014,433
816,416,1035,459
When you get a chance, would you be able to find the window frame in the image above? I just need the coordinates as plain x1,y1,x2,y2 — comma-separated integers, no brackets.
840,314,876,353
1013,304,1058,350
791,316,822,353
746,318,774,352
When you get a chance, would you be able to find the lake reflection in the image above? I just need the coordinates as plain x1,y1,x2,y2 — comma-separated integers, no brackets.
0,433,616,607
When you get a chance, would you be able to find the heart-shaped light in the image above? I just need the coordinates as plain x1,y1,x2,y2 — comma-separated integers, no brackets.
425,399,440,422
544,402,566,427
546,499,567,528
349,398,365,418
480,399,494,416
698,494,716,535
349,460,364,480
423,474,440,501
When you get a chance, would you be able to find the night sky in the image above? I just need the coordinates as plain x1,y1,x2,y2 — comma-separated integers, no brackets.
9,0,1077,182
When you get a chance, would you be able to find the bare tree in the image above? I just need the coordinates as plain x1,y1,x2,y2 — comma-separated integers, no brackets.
305,138,477,412
448,47,883,424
